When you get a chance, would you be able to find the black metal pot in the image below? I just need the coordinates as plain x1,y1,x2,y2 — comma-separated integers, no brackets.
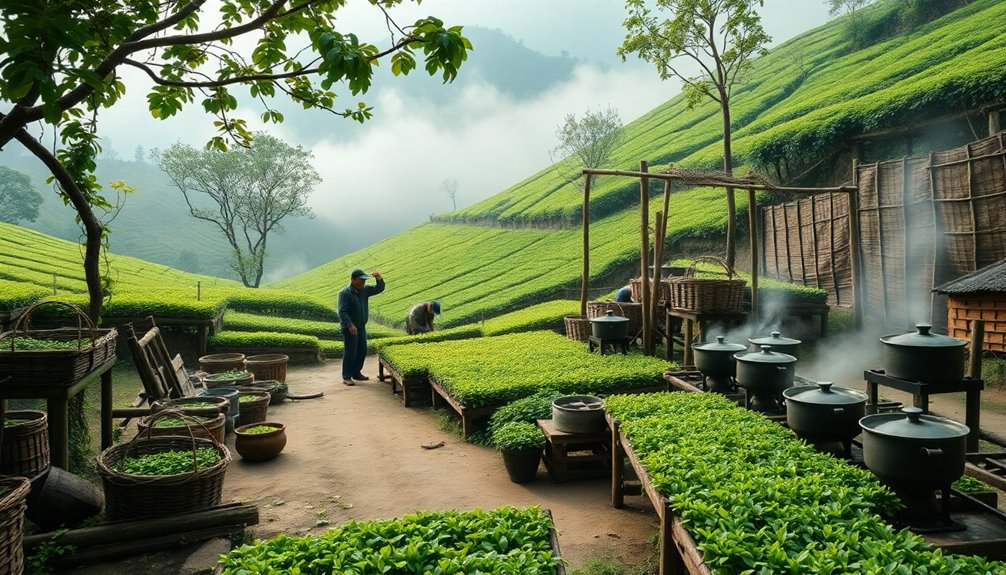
591,310,629,339
879,323,966,384
783,382,867,443
734,345,797,411
693,336,746,390
859,407,969,489
748,331,802,359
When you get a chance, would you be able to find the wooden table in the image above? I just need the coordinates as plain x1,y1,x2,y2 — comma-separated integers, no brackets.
0,355,116,469
537,419,610,482
664,309,748,363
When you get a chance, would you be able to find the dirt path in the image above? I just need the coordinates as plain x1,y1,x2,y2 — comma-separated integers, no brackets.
71,355,658,574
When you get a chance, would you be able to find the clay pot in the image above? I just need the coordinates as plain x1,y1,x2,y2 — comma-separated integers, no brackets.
500,449,541,483
234,422,287,462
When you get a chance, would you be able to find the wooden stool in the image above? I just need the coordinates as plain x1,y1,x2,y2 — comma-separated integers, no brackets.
537,419,611,483
588,335,629,355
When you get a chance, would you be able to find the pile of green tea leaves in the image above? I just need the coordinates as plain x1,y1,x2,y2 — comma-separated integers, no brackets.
1,336,88,351
218,507,559,574
240,425,277,434
3,418,25,428
152,417,211,428
238,394,265,403
117,447,221,476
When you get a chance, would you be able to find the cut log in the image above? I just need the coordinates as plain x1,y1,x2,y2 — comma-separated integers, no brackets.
24,502,258,552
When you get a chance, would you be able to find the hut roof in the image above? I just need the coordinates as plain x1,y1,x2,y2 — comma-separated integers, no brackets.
934,258,1006,295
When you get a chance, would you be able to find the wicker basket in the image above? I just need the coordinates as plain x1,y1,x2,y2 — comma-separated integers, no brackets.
137,410,226,444
235,380,287,406
0,476,30,575
244,354,288,383
198,353,246,374
155,396,230,417
96,422,231,521
0,411,49,477
587,301,643,340
237,391,270,426
0,301,117,387
630,277,672,304
563,315,592,343
668,256,746,313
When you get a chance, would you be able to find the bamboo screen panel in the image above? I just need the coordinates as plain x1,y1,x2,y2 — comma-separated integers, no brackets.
761,193,853,305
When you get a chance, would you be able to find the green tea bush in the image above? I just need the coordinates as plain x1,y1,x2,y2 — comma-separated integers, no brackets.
605,392,1006,574
208,331,320,350
0,279,48,311
489,390,566,431
224,311,340,338
211,288,335,318
492,421,546,451
482,300,579,336
218,507,560,574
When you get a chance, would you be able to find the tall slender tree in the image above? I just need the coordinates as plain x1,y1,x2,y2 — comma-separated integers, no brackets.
0,1,472,320
620,0,769,268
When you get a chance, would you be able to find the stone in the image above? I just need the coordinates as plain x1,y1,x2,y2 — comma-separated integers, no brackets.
179,537,232,575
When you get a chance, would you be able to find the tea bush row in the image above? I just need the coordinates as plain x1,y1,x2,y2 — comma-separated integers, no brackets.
381,331,670,408
604,392,1006,574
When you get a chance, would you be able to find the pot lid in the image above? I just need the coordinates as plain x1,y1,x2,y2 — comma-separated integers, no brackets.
859,407,969,439
592,310,629,324
748,331,802,346
783,381,867,405
734,345,797,364
693,335,747,352
553,395,604,411
879,323,966,348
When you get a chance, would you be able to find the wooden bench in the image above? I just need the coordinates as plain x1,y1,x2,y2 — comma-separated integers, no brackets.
377,355,430,407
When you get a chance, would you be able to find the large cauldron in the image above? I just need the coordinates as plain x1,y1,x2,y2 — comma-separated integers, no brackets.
748,331,802,358
693,336,746,392
859,407,969,489
783,382,867,449
879,323,966,384
552,395,605,434
590,310,629,339
734,345,797,412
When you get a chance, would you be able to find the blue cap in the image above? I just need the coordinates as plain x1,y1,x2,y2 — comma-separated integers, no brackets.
430,300,441,315
351,269,369,280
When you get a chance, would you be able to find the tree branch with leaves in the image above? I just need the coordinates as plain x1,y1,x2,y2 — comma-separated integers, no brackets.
0,0,472,320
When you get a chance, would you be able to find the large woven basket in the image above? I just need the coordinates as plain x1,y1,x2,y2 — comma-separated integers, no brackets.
198,353,246,374
0,411,49,477
563,315,592,342
154,396,231,417
96,415,231,521
668,256,746,313
0,301,117,387
237,391,270,426
202,370,254,389
630,277,672,304
587,301,643,340
0,476,30,575
244,354,288,383
137,410,226,444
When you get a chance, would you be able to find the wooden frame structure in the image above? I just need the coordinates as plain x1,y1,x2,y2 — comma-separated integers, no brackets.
579,166,863,355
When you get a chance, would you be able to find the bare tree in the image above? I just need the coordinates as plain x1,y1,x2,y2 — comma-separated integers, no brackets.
441,178,459,211
154,133,318,288
551,106,625,181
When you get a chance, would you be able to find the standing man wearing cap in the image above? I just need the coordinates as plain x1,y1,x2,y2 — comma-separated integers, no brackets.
405,301,441,335
338,269,385,386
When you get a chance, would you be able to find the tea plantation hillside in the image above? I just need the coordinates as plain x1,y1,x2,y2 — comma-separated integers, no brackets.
275,0,1005,326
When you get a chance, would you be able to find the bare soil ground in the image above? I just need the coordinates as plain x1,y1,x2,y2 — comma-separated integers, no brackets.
66,355,659,574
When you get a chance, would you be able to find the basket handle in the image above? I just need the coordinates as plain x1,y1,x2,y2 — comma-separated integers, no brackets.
10,300,98,352
685,256,737,279
127,408,224,475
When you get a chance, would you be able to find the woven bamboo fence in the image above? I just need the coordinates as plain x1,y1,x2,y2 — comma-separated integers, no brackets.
761,132,1006,331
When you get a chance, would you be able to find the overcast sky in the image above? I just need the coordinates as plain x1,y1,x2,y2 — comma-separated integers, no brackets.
96,1,832,242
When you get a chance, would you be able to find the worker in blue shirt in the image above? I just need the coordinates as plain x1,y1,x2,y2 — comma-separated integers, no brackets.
338,269,385,386
614,284,633,302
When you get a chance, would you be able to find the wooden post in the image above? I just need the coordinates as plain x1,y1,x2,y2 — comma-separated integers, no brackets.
651,210,665,355
197,280,201,301
611,419,624,508
748,189,759,324
580,173,593,317
966,319,984,452
640,161,651,355
990,109,1002,136
850,160,864,329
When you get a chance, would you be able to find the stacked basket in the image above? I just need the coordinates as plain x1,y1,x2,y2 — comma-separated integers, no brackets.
587,301,643,340
668,257,746,313
0,477,30,575
244,354,288,383
0,411,49,478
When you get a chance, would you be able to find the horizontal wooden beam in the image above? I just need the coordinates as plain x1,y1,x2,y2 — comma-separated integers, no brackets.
581,168,856,195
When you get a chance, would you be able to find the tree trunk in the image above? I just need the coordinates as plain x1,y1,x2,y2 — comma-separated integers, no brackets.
721,98,736,269
15,131,104,322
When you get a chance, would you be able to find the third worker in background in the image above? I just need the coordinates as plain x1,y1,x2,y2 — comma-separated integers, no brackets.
405,300,441,335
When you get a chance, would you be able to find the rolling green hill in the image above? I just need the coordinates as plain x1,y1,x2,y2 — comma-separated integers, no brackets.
275,0,1005,326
